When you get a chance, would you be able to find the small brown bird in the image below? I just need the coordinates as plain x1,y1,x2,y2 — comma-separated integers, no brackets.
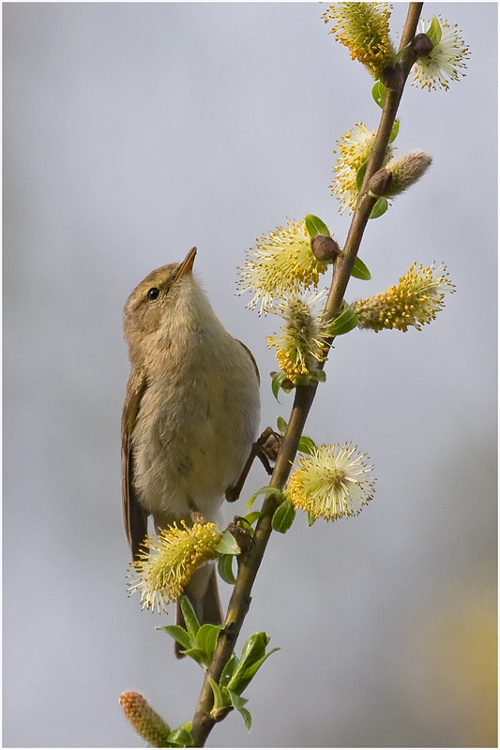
122,248,260,638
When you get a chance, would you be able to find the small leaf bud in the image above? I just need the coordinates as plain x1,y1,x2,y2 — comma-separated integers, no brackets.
368,168,393,197
411,33,434,57
227,520,253,554
311,235,341,263
212,706,233,723
380,64,405,91
270,370,295,394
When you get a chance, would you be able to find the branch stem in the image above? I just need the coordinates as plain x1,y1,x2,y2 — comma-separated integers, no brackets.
327,2,423,318
190,383,316,745
190,4,423,745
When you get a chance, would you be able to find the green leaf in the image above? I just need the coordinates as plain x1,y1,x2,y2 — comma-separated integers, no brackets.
218,554,237,585
312,369,327,382
271,371,292,401
180,596,200,641
242,511,261,528
182,647,211,669
227,689,248,711
159,624,192,652
389,118,400,144
227,635,280,696
297,435,317,455
247,485,285,510
369,196,388,219
227,690,252,730
351,256,371,280
307,511,317,527
208,677,229,713
272,499,296,534
249,647,280,677
276,416,287,434
328,306,358,336
356,161,368,191
293,370,327,387
425,16,442,46
372,80,386,108
233,632,269,672
215,530,240,556
167,727,194,747
219,653,238,688
238,706,252,730
196,623,222,661
305,214,330,238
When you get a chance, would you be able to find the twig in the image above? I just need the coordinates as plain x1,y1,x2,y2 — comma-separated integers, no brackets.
190,387,316,745
326,1,423,318
190,4,423,745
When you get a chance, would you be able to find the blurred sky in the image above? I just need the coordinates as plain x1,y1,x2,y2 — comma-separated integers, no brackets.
3,2,497,748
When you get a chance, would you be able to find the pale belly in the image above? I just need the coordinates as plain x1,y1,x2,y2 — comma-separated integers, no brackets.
131,366,259,529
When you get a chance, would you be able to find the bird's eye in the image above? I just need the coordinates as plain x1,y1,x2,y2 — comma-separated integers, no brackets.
147,287,160,301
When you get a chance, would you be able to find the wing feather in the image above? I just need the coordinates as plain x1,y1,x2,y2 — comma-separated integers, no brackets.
121,369,149,560
236,339,260,384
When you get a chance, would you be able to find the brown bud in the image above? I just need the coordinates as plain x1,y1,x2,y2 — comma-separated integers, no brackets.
380,64,405,91
228,519,253,554
270,371,295,390
411,33,434,57
311,235,341,263
368,168,393,197
212,706,233,723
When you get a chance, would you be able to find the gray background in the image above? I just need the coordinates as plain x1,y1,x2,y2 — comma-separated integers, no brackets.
3,2,497,747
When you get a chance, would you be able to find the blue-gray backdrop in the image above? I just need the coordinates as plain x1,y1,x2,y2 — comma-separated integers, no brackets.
4,3,497,747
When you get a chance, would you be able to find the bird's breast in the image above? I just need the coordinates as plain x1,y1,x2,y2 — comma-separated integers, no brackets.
131,333,260,526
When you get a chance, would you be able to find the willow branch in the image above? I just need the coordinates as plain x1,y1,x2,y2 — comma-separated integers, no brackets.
190,385,316,745
327,1,423,318
190,4,423,746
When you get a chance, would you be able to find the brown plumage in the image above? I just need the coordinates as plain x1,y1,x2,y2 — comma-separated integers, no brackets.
121,248,260,653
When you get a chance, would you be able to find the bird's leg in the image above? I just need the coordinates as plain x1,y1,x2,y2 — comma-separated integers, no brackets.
225,427,282,503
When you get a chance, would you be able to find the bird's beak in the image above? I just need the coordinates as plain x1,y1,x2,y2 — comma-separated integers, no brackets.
176,247,197,279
